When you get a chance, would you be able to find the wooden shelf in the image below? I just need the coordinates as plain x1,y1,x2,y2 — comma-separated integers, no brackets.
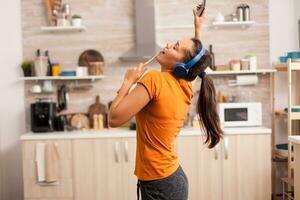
275,110,288,116
281,177,294,187
20,75,104,81
273,63,288,71
211,21,256,29
41,26,86,32
274,110,300,120
291,112,300,120
273,62,300,71
207,69,275,75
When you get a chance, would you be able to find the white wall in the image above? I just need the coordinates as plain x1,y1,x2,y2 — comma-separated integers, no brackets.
295,0,300,49
269,0,298,62
0,0,24,199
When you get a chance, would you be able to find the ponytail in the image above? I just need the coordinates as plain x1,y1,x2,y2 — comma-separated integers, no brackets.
197,75,223,148
183,38,223,148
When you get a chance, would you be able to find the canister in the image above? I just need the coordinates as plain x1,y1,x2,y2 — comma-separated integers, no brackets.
243,4,250,21
247,55,257,71
237,5,244,21
51,63,60,76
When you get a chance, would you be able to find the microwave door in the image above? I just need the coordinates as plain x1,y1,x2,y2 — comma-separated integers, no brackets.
224,107,249,127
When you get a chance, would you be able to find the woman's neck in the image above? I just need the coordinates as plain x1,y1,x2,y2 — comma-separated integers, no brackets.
161,65,173,72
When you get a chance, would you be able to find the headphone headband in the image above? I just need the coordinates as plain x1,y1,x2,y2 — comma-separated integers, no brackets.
185,48,206,69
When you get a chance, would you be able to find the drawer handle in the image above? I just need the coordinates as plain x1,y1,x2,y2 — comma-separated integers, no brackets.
114,141,120,163
224,137,229,160
124,141,129,162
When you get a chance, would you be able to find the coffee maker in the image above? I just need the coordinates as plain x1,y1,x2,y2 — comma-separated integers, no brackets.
31,98,56,133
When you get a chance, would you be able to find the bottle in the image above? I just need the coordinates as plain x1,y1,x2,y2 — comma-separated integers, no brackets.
45,50,52,76
209,45,216,70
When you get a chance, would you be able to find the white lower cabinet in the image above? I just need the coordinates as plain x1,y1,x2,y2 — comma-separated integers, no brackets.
22,134,270,200
22,140,73,199
177,134,271,200
177,136,222,200
72,137,136,200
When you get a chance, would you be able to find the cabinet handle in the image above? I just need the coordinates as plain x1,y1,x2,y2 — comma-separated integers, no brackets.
114,141,120,163
224,136,229,160
124,141,129,162
214,144,219,160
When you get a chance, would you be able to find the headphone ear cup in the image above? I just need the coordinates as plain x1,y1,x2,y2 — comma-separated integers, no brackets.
174,63,188,78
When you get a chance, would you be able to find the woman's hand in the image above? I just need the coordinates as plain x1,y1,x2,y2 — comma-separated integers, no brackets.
193,6,206,28
193,5,206,40
123,63,146,85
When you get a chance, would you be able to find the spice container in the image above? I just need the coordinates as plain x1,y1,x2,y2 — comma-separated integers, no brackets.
246,55,257,70
241,59,250,70
98,114,103,130
51,63,60,76
93,114,99,130
230,60,241,71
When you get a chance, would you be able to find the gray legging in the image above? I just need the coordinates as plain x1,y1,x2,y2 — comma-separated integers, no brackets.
137,166,189,200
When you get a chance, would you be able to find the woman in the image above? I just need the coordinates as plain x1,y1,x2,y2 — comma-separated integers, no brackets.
108,7,223,200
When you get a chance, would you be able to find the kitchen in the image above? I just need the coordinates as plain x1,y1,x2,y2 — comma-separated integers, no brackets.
1,0,300,199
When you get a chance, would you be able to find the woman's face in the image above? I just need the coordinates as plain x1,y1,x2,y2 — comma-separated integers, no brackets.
157,39,194,71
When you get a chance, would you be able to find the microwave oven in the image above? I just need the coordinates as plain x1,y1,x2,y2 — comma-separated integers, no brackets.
218,102,262,127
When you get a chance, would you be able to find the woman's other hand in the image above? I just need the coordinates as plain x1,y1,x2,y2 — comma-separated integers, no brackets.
193,5,206,40
124,63,147,85
193,6,206,29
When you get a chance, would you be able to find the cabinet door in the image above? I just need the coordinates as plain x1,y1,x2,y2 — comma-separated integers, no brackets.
73,139,123,200
222,135,271,200
177,136,222,200
122,138,137,200
22,140,73,199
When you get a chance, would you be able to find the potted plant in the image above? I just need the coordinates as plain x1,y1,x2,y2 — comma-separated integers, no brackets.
21,60,33,77
72,14,82,27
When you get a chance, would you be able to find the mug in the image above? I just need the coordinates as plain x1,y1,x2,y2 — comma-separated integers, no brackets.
31,84,42,93
215,12,225,22
42,80,53,92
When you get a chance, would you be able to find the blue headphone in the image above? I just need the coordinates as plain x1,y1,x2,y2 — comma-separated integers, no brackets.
173,48,206,78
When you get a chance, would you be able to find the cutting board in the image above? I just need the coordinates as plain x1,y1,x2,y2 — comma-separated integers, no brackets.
88,96,107,128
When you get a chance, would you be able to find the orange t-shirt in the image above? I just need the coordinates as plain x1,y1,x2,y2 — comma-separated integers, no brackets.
134,70,193,181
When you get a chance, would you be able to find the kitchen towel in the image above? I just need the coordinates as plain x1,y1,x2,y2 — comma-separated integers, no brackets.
45,143,60,183
35,142,60,184
35,143,46,182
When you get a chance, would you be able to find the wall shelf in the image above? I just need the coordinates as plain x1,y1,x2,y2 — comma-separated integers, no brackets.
273,62,300,71
20,75,104,82
211,21,256,29
206,69,275,75
40,26,86,32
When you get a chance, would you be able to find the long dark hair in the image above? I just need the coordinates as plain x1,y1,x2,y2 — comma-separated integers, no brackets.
183,38,223,148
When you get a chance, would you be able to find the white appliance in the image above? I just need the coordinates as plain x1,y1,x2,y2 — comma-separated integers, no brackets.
218,102,262,127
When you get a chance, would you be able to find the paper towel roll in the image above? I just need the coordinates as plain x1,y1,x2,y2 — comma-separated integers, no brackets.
236,75,258,85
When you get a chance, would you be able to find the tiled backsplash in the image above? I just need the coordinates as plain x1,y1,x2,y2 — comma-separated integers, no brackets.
22,0,271,131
